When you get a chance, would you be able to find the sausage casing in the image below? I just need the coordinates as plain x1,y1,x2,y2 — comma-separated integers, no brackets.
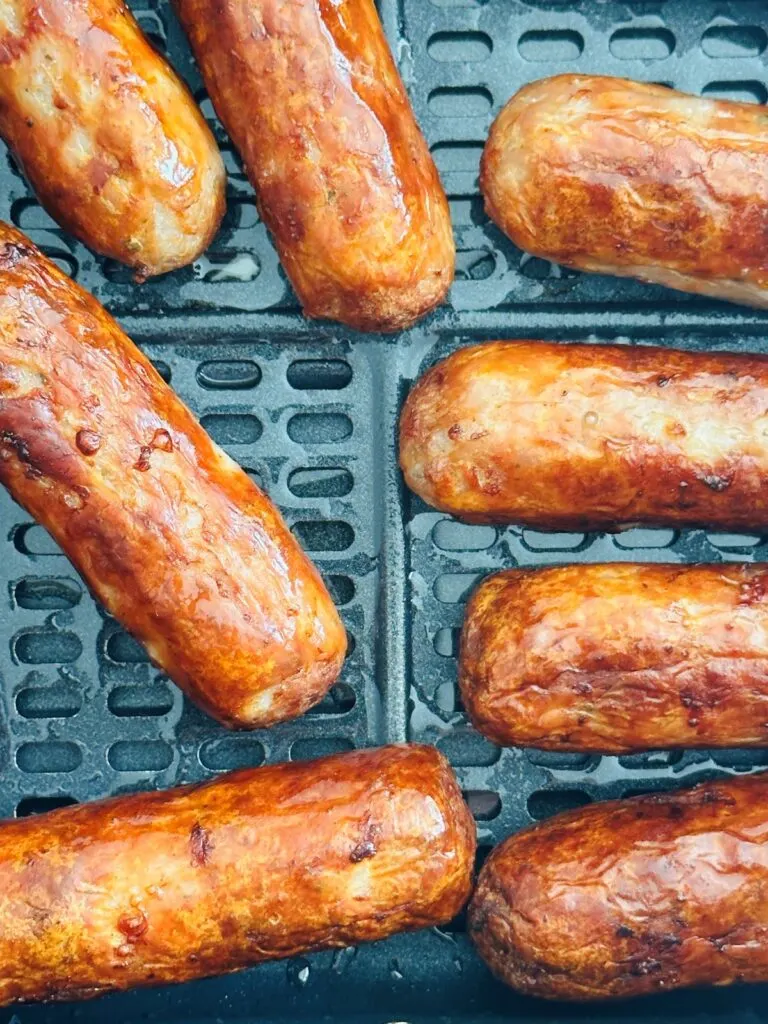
480,75,768,307
469,772,768,1001
0,223,345,727
0,0,226,277
172,0,454,332
0,744,475,1005
461,563,768,754
399,340,768,530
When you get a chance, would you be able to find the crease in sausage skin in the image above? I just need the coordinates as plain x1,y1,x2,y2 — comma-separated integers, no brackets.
399,340,768,530
0,223,346,728
480,75,768,307
469,772,768,1000
460,562,768,753
172,0,454,331
0,0,226,277
0,745,476,1005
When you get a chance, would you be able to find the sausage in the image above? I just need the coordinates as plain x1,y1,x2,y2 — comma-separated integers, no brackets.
0,0,226,278
172,0,454,332
460,562,768,754
469,772,768,1001
480,75,768,308
0,744,475,1005
0,223,345,728
399,340,768,531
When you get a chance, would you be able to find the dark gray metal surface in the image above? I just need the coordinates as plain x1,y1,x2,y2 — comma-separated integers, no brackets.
1,0,768,1021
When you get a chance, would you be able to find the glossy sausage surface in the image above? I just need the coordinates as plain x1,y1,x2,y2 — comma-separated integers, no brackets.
480,75,768,307
399,341,768,530
0,0,226,277
173,0,454,331
0,223,345,727
469,772,768,1000
461,563,768,754
0,744,475,1005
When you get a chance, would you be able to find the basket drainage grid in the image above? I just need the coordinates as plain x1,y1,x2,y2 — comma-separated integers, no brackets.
3,1,768,1022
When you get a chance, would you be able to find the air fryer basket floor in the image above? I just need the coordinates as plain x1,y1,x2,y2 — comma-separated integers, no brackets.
2,1,768,1021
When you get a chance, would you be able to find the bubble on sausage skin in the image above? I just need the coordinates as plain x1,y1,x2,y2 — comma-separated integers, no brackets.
76,429,101,455
152,429,173,452
582,410,599,428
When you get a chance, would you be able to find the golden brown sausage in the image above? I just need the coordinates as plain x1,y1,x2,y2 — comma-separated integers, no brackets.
460,563,768,754
172,0,454,332
399,340,768,531
469,772,768,1001
0,744,475,1005
0,0,226,277
0,223,345,727
480,75,768,307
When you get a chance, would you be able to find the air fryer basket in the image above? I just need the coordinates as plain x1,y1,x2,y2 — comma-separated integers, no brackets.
2,1,768,1021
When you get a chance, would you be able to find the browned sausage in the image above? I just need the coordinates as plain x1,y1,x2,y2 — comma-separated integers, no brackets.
0,744,475,1005
0,0,226,278
469,772,768,1001
481,75,768,307
172,0,454,332
0,223,345,728
460,563,768,754
399,341,768,531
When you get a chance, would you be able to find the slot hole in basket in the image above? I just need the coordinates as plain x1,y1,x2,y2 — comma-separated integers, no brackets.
16,684,81,719
433,627,460,658
200,413,262,446
428,86,493,118
288,467,353,499
292,520,354,552
16,795,78,816
701,25,766,58
437,730,500,767
427,31,492,62
463,790,501,821
108,684,174,718
527,789,592,821
107,740,173,772
518,29,584,61
290,737,355,761
287,360,352,391
199,737,265,771
17,742,81,774
609,27,675,60
306,682,356,716
433,521,496,551
287,413,353,444
322,574,356,606
106,630,149,665
702,80,768,104
14,630,82,664
196,360,261,390
152,361,172,383
433,573,482,604
14,577,82,610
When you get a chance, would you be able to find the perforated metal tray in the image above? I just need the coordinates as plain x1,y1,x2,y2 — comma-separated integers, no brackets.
3,1,768,1021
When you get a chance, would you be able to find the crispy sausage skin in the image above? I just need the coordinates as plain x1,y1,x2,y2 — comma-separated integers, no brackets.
469,772,768,1001
0,0,226,278
480,75,768,307
0,744,475,1005
399,340,768,531
461,563,768,754
0,224,346,728
172,0,454,332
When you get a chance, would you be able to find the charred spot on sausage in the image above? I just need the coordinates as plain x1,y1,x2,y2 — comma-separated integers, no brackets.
190,822,214,866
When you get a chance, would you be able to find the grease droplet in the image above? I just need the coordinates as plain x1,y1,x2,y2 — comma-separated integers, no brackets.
287,959,311,987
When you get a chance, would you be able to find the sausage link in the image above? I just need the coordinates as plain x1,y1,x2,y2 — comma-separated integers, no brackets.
469,772,768,1001
399,340,768,530
0,744,475,1005
480,75,768,307
460,563,768,754
172,0,454,332
0,223,345,727
0,0,226,277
